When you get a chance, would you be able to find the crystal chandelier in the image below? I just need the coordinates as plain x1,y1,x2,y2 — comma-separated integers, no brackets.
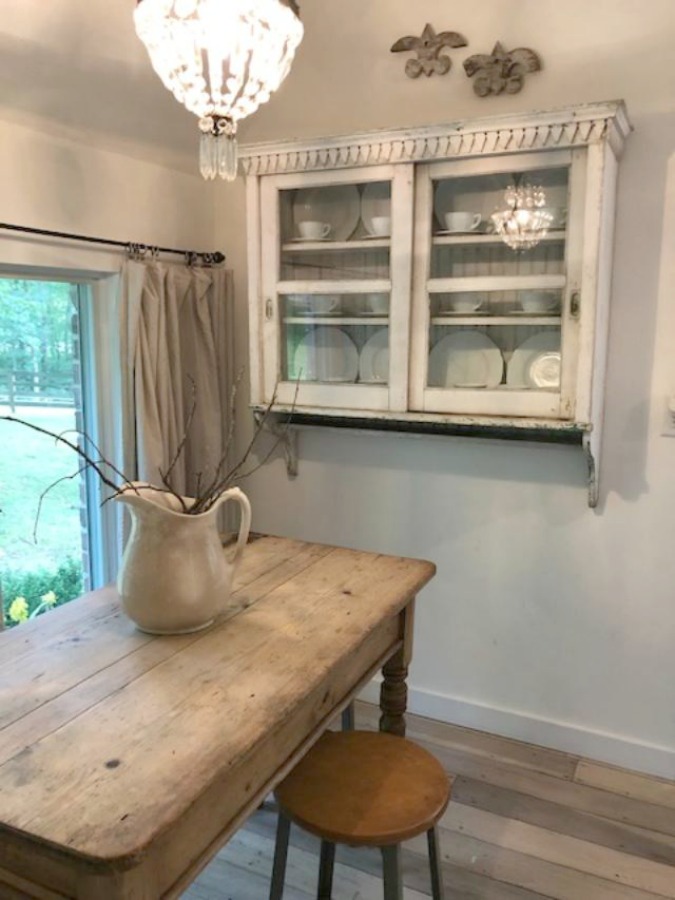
490,181,553,251
134,0,304,181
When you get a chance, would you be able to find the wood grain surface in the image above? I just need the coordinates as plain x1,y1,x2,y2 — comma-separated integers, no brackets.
0,535,434,899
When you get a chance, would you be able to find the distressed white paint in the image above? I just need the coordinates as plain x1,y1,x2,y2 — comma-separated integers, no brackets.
219,0,675,777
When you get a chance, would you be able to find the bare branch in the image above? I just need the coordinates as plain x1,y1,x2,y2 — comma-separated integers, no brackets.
33,463,92,543
56,429,129,486
1,415,122,495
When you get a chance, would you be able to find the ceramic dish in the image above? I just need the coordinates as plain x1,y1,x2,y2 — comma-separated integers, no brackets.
433,182,485,232
292,186,360,242
292,326,358,382
358,329,389,384
428,331,503,388
360,182,392,236
288,236,332,243
507,332,561,388
527,351,562,389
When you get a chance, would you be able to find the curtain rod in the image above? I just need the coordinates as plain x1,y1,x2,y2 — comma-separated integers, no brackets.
0,222,225,266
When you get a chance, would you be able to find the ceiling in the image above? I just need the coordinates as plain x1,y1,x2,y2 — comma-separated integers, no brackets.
0,1,200,169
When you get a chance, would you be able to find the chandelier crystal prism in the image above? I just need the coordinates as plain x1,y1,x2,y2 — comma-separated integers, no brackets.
490,181,553,251
134,0,304,181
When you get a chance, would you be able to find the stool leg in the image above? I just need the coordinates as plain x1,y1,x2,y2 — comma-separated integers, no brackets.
341,702,355,731
381,845,403,900
269,811,291,900
427,827,444,900
317,840,336,899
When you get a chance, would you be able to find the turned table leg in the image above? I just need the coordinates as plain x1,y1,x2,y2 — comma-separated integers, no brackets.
379,599,415,737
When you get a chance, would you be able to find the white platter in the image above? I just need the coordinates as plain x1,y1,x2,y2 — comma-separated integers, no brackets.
527,351,562,389
507,332,561,388
428,331,503,389
293,326,359,382
292,186,360,242
361,182,392,236
359,328,389,384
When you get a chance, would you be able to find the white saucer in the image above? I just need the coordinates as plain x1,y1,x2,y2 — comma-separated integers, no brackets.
362,233,390,240
435,229,483,236
289,236,332,243
439,310,488,317
509,309,560,316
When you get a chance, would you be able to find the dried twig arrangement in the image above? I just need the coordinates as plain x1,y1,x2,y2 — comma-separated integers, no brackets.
1,374,294,528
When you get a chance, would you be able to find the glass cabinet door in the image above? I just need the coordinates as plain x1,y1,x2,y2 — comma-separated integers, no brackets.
410,150,584,419
260,165,413,411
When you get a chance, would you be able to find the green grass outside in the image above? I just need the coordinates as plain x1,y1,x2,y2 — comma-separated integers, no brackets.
0,405,85,625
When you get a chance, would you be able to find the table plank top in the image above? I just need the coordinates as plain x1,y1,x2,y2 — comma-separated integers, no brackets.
0,535,435,872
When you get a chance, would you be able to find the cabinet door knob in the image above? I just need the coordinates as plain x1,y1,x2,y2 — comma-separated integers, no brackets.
570,290,581,318
265,297,274,320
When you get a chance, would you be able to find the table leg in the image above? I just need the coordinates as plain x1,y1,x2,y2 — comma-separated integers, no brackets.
379,599,415,737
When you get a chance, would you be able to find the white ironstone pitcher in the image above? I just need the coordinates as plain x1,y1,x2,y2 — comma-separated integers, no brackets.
115,483,251,635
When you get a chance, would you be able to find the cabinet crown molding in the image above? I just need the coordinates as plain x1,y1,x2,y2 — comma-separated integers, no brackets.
240,100,630,176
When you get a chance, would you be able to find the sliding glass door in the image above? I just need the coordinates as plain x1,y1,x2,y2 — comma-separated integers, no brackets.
0,276,115,627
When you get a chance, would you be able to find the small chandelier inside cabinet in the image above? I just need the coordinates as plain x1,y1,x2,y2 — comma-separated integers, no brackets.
134,0,304,181
490,180,553,251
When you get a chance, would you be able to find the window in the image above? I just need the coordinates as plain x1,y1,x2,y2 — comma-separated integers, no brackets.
0,275,118,628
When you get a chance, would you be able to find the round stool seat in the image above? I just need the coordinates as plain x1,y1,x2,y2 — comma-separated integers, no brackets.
275,730,451,847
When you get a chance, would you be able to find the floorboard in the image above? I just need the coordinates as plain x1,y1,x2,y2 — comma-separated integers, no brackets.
183,703,675,899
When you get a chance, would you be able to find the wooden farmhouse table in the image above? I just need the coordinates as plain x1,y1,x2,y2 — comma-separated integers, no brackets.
0,534,435,899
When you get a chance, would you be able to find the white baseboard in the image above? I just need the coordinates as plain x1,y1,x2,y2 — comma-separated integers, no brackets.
358,682,675,781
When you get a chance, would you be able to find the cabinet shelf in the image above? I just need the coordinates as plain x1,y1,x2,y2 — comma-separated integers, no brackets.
431,230,566,246
282,238,390,252
284,316,389,325
430,315,561,326
427,275,567,293
278,279,391,295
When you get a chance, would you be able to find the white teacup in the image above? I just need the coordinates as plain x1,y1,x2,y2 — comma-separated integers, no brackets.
291,294,340,315
519,291,559,313
298,220,331,240
312,295,341,314
445,293,484,313
369,216,391,237
540,207,566,229
444,211,482,233
366,293,389,314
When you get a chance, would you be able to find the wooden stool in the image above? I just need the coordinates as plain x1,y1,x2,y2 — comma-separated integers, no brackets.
269,730,451,900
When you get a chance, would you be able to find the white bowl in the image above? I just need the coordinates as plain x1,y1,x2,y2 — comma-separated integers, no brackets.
519,291,559,313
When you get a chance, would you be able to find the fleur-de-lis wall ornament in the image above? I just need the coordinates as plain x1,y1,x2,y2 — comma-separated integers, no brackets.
391,24,468,78
463,42,542,96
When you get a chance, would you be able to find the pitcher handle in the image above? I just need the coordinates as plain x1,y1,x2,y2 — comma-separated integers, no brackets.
221,487,252,563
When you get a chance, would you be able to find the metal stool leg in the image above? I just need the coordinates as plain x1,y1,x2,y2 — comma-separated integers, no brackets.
381,845,403,900
427,826,444,899
317,840,336,899
341,702,355,731
269,811,291,900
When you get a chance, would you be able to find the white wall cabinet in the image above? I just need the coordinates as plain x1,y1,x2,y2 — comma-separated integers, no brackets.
242,102,630,505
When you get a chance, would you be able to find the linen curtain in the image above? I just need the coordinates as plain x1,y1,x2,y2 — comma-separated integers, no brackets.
118,260,234,497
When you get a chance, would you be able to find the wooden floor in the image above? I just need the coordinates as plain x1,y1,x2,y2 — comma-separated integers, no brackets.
183,702,675,899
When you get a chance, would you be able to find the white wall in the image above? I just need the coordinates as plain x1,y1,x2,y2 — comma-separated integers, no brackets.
219,0,675,776
0,115,216,275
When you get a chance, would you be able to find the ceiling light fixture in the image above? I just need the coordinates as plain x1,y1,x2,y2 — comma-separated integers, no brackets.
134,0,304,181
490,179,553,251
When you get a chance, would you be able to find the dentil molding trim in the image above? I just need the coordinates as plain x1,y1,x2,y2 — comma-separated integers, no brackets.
239,100,630,177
